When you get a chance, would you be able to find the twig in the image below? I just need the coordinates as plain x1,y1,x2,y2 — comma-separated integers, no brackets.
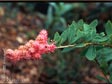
56,42,112,49
56,44,76,49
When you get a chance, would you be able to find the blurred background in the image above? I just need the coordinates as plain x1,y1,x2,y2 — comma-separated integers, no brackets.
0,2,112,83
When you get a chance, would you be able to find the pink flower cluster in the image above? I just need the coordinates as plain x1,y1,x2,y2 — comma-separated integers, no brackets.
5,30,56,63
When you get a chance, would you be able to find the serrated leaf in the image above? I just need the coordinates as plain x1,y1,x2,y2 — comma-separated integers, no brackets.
53,32,61,44
83,23,90,32
58,38,64,46
100,32,105,36
70,30,84,44
61,29,68,44
85,46,96,60
90,19,98,28
105,20,112,36
92,35,109,43
68,21,77,44
77,19,84,28
70,37,78,44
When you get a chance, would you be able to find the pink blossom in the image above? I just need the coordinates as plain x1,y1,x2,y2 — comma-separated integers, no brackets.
32,41,39,49
36,30,48,44
47,44,56,52
5,30,56,63
39,29,48,36
32,53,41,59
5,49,14,61
28,47,35,53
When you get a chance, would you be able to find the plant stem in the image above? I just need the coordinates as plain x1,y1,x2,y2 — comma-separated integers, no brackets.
56,42,112,49
56,44,76,49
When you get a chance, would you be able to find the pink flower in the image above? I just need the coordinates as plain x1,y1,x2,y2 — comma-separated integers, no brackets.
39,29,48,35
48,44,56,52
5,49,14,56
32,53,41,59
5,49,21,63
5,30,56,63
28,47,35,53
36,30,48,44
5,49,14,60
24,51,31,60
32,41,39,49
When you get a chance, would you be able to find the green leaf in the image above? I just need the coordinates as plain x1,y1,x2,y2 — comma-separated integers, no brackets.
105,20,112,36
58,38,64,46
97,48,112,62
81,47,89,56
109,74,112,83
53,32,61,45
70,29,84,44
105,54,112,62
68,21,77,44
90,19,98,28
92,35,109,43
49,3,57,13
83,23,90,32
59,3,74,15
96,55,108,74
47,5,53,25
100,60,108,73
85,46,96,60
77,19,84,28
98,48,112,55
61,29,68,44
108,63,112,76
59,17,67,28
96,75,108,82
